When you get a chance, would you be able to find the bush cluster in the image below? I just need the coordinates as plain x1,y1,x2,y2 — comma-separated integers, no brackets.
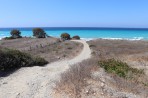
3,36,15,40
60,33,71,40
98,59,143,78
0,48,48,71
10,29,22,38
72,35,80,40
33,28,46,38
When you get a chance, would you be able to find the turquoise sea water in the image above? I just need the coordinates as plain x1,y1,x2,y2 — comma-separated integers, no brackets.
0,28,148,40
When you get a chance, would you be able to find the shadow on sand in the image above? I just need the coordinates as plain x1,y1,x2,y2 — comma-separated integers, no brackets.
0,68,19,77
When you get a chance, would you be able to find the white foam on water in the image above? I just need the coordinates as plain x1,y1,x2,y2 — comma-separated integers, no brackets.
81,37,145,41
80,38,96,41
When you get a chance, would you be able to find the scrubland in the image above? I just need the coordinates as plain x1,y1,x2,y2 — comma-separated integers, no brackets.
55,39,148,98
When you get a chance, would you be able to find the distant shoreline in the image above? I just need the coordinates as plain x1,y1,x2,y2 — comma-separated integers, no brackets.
1,37,148,41
1,28,148,40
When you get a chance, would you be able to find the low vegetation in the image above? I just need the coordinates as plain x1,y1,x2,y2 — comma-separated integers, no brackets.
0,37,83,63
72,35,80,40
60,33,71,40
55,59,98,98
55,39,148,97
33,28,46,38
0,48,48,72
3,29,22,40
3,36,15,40
98,59,144,78
10,29,22,38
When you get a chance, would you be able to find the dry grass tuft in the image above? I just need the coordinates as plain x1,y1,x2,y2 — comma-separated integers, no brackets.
54,59,98,98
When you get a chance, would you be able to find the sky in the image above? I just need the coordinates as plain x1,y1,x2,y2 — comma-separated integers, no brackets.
0,0,148,28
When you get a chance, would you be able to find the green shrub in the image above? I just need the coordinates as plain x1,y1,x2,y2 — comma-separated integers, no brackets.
10,29,22,38
0,48,48,71
89,44,96,47
98,59,143,78
33,57,48,66
60,33,71,40
32,28,46,38
72,35,80,40
3,36,15,40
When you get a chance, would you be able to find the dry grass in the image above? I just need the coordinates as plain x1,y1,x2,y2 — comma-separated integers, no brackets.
88,39,148,97
54,59,98,98
0,37,83,63
54,39,148,98
88,39,148,58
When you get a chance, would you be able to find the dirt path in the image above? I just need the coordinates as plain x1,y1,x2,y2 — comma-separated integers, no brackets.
0,40,91,98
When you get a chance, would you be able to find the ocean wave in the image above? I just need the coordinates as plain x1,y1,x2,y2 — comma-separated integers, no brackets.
103,37,144,40
80,38,95,41
81,37,145,41
0,36,6,40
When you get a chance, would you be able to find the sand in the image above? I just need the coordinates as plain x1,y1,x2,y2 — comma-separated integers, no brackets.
0,40,91,98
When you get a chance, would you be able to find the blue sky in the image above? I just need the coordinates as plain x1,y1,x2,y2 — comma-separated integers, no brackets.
0,0,148,28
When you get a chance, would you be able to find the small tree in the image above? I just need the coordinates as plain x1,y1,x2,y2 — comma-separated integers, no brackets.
33,28,46,38
10,29,22,38
60,33,71,40
72,35,80,40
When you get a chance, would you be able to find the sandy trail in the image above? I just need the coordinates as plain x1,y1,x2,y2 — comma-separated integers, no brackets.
0,40,91,98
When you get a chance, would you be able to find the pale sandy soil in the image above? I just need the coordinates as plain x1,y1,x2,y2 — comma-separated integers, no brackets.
0,40,91,98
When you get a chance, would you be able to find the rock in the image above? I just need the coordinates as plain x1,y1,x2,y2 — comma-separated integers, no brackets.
101,83,105,87
17,93,20,96
101,93,104,95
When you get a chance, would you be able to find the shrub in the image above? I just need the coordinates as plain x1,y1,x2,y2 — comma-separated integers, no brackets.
72,35,80,40
33,28,46,38
0,48,48,71
3,36,15,40
89,44,96,47
60,33,71,40
98,59,144,78
10,29,22,38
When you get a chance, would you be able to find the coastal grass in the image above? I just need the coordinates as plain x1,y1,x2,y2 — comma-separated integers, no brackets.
98,59,144,78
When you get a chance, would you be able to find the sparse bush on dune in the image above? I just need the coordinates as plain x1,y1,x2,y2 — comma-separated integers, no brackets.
10,29,22,38
3,36,15,40
0,48,48,71
60,33,71,40
72,35,80,40
98,59,144,78
4,29,22,40
33,28,46,38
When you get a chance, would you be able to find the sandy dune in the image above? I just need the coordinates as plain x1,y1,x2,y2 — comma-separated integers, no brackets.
0,40,91,98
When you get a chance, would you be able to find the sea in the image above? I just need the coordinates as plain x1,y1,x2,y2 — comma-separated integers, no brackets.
0,27,148,41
